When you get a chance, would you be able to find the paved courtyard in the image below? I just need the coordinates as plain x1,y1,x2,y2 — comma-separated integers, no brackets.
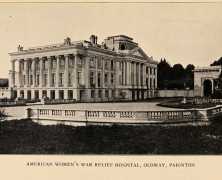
3,101,179,121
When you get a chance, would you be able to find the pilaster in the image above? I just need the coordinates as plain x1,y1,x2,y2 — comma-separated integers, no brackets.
64,54,69,87
47,56,52,87
39,57,44,87
56,55,60,87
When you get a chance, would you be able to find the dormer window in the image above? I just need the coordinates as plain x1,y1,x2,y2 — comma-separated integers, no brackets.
120,44,126,50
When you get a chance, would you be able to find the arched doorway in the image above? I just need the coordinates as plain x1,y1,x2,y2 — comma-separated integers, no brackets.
203,79,212,97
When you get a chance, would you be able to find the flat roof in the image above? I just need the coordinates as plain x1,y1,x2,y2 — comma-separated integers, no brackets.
107,35,133,40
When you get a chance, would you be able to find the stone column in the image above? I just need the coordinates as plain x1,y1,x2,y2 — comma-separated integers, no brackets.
133,62,137,86
11,60,15,86
155,68,157,89
39,57,43,87
18,60,22,86
47,56,52,87
32,58,36,86
74,54,78,88
122,61,126,85
84,55,90,88
64,55,69,87
148,67,151,89
95,57,98,87
24,59,29,86
115,60,119,87
56,55,61,87
138,63,141,86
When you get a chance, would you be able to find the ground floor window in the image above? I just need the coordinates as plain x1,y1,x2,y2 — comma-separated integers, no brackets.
35,90,39,100
91,90,95,99
68,90,73,99
50,90,55,99
42,90,47,98
27,90,31,100
98,90,102,99
105,90,109,99
59,90,64,99
112,90,115,98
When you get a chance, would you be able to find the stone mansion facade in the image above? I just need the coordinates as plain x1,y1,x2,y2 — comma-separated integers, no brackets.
8,35,158,102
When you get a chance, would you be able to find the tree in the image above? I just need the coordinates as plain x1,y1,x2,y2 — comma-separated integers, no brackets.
210,57,222,66
157,58,173,89
172,64,185,80
0,107,7,134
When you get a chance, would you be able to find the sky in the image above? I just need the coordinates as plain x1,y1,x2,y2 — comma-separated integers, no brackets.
0,3,222,78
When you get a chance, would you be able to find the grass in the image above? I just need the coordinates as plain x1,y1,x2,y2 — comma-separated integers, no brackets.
1,119,222,154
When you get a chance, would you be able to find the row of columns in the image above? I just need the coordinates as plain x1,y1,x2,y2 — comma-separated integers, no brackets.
120,61,157,87
11,54,80,88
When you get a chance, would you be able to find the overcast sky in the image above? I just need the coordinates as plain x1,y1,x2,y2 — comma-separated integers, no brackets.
0,3,222,78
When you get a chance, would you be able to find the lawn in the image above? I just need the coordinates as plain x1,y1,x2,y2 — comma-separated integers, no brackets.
1,119,222,154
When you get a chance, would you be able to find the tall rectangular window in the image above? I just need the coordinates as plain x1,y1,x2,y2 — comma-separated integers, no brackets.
30,75,33,85
90,57,94,67
91,90,95,99
60,59,65,69
44,74,48,85
78,57,82,67
29,61,32,70
97,58,101,67
90,72,94,87
119,62,122,70
153,79,155,89
150,68,152,75
104,60,108,68
60,73,64,85
68,73,72,84
146,67,148,74
44,60,48,70
23,75,25,85
37,74,40,85
36,60,40,71
98,90,102,99
52,74,56,85
111,60,114,69
154,68,156,75
78,72,81,84
104,73,108,84
98,73,101,87
69,58,74,68
105,90,109,98
111,74,114,84
52,60,56,69
150,78,152,88
119,75,121,85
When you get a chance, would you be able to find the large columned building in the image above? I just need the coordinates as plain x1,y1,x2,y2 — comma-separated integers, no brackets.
8,35,158,102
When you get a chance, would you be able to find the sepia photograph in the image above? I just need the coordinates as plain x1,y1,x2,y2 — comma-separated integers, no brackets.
1,1,222,179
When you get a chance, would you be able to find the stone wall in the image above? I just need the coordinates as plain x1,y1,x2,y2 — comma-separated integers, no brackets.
156,90,194,98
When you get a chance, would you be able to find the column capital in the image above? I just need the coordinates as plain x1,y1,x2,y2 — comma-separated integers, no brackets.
47,56,53,60
55,55,61,59
64,54,70,58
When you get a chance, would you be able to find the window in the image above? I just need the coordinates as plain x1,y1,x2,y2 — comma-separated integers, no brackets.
90,72,94,87
78,72,81,84
68,73,72,84
150,68,152,75
119,62,122,70
98,90,102,99
98,73,101,87
154,68,156,75
150,78,152,88
105,90,109,98
60,59,65,68
52,74,56,85
52,60,56,69
29,61,32,70
37,75,40,85
44,60,48,70
90,57,94,67
97,58,101,67
111,60,114,69
60,73,64,85
111,74,114,84
21,62,24,71
146,78,148,86
23,75,25,85
44,74,48,85
78,57,82,67
154,79,155,89
119,75,121,84
104,73,108,84
30,75,33,85
91,90,95,99
104,60,108,68
146,67,148,74
36,60,40,71
69,58,74,67
112,90,115,98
